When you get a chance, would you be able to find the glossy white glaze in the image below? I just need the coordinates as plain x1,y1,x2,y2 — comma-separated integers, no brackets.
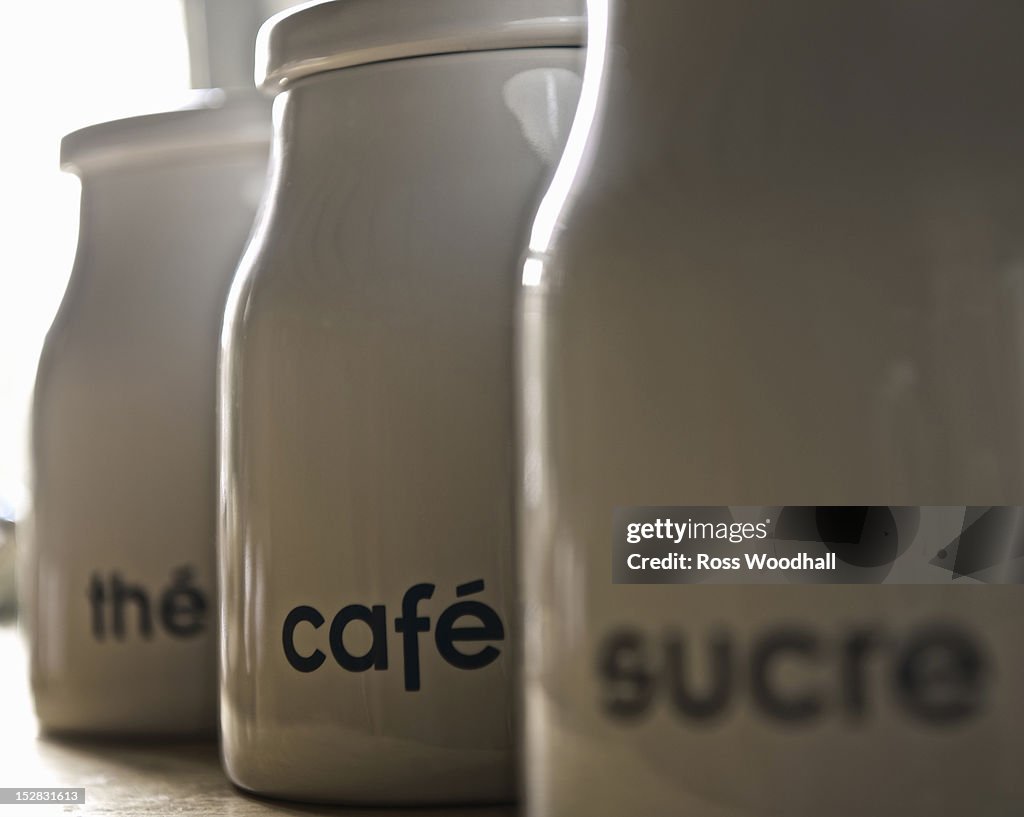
219,25,582,806
24,97,270,737
521,2,1024,815
256,0,584,90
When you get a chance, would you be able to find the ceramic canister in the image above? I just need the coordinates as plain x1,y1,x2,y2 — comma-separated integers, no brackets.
218,0,583,804
520,2,1024,816
25,92,270,736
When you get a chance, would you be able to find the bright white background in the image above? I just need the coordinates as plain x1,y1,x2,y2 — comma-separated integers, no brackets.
0,1,192,512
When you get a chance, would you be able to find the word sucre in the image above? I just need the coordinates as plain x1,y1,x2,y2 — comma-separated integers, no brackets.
598,623,986,725
282,579,504,692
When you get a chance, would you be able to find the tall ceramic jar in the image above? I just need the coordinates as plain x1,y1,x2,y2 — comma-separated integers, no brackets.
521,1,1024,815
219,0,582,804
25,92,270,736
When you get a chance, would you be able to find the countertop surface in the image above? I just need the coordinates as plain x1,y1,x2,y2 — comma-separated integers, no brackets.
0,625,516,817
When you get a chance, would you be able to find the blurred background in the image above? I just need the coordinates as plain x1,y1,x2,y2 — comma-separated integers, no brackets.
0,0,301,618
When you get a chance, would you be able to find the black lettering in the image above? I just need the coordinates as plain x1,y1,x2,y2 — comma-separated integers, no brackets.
598,630,655,719
897,627,986,724
159,566,207,637
841,630,880,719
750,630,822,722
283,605,326,672
329,604,388,671
435,581,504,670
88,573,105,640
111,572,152,640
665,634,732,720
394,583,434,691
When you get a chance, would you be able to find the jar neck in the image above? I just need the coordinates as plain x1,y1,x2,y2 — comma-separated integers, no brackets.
54,153,265,343
70,155,262,296
530,0,1024,271
579,1,1024,180
262,49,583,279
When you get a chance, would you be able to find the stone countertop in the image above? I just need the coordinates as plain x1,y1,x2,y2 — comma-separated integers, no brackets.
0,625,516,817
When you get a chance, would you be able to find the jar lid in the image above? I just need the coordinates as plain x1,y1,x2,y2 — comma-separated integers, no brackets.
257,0,585,93
60,90,271,175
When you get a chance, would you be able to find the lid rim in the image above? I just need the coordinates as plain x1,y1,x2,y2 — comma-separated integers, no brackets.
257,2,585,95
60,94,271,174
261,38,585,94
61,132,270,176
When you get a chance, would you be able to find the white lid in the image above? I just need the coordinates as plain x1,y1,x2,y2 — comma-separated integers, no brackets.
257,0,585,93
60,90,271,175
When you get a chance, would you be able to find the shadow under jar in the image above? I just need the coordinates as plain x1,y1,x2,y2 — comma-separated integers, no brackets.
218,0,583,805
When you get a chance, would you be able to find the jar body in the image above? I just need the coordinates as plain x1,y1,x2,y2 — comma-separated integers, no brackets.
26,149,267,736
219,49,582,803
522,3,1024,815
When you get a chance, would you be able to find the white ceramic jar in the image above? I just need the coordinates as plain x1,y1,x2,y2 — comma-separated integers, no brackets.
521,2,1024,815
25,92,270,736
218,0,582,805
